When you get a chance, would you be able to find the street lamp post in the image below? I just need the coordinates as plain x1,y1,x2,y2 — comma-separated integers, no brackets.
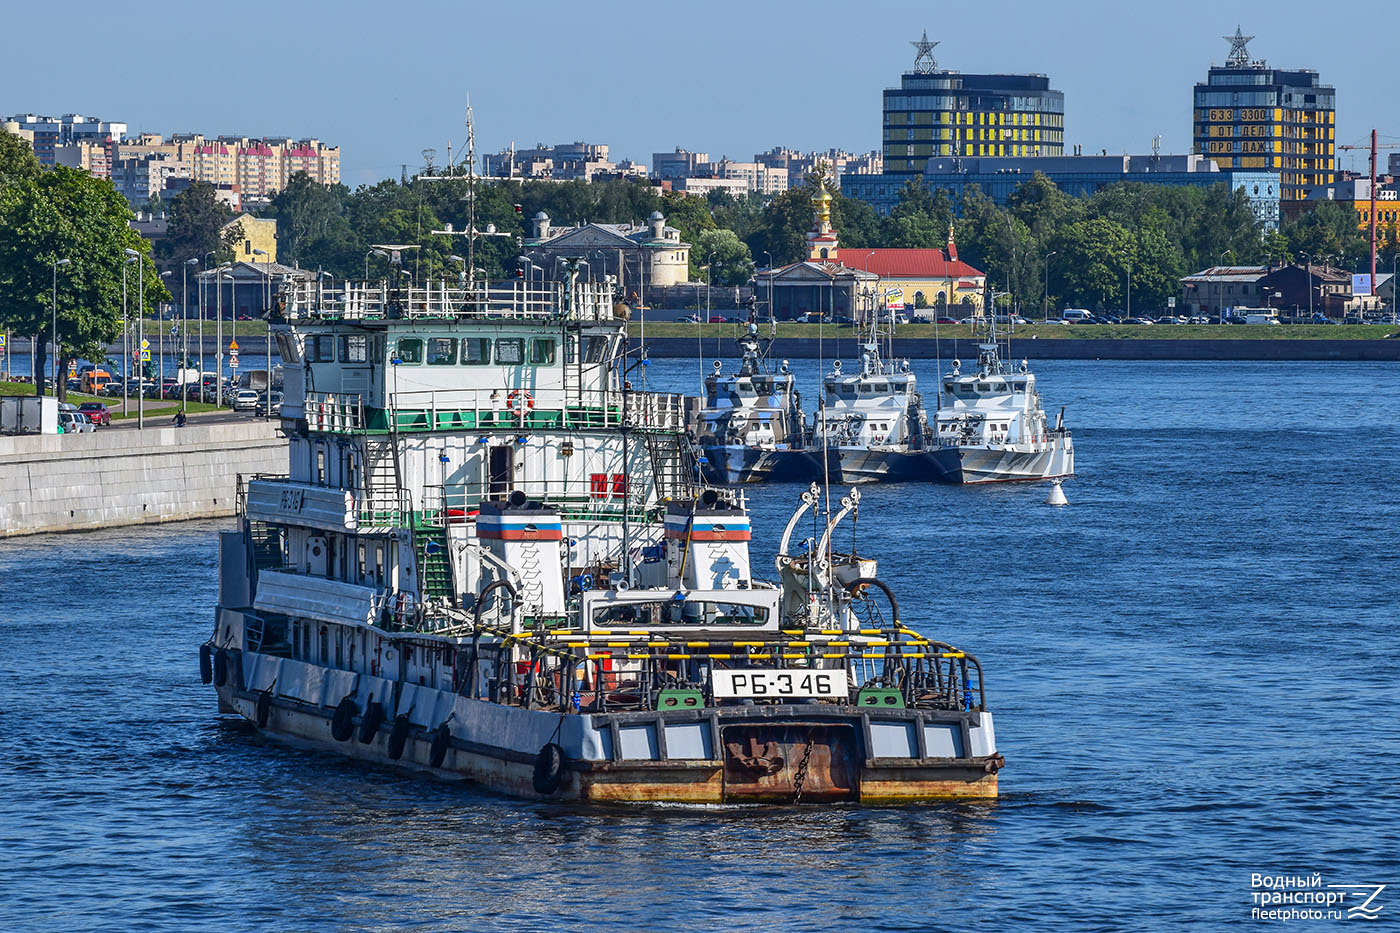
159,270,173,397
762,251,774,320
1126,257,1132,319
1217,250,1232,322
1044,251,1057,322
182,257,198,409
215,265,226,407
253,248,272,416
123,248,145,429
122,254,137,415
705,262,712,322
51,257,70,397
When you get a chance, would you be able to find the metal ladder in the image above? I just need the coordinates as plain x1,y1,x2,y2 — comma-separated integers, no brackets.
363,437,404,526
645,431,698,500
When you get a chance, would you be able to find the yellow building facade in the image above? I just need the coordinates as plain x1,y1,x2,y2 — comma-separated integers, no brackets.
223,214,278,264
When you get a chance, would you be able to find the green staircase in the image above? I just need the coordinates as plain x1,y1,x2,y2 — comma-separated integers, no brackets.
414,526,455,602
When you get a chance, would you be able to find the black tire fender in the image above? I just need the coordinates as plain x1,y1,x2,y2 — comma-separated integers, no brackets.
212,649,229,687
199,644,213,685
331,694,358,742
255,690,272,728
387,715,411,760
428,723,451,768
532,742,567,795
358,701,386,744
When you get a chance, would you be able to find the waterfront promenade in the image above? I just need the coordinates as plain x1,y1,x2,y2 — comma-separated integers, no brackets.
0,418,286,536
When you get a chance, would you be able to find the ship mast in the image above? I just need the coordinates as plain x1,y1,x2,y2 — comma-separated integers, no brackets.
466,98,477,288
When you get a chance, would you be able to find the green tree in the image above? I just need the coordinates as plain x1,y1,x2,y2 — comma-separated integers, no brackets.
746,186,817,266
883,180,954,249
658,192,716,277
1129,226,1185,311
1284,200,1368,271
695,228,754,286
1050,218,1134,310
0,158,167,399
267,172,354,271
1262,229,1293,266
159,181,238,271
1006,172,1081,239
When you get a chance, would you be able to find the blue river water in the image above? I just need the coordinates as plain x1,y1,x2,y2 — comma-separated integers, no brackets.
2,357,1398,930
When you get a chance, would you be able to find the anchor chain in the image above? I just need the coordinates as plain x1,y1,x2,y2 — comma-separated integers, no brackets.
791,736,815,805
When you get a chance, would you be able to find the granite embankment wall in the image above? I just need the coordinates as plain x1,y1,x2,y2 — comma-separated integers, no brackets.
0,421,288,537
638,337,1400,361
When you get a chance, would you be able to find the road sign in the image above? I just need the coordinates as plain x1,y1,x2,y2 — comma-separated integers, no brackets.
0,334,7,348
229,338,239,351
229,356,239,369
140,338,150,350
140,350,151,361
1167,296,1176,308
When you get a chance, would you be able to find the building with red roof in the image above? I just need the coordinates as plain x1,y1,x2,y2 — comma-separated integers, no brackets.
763,181,986,320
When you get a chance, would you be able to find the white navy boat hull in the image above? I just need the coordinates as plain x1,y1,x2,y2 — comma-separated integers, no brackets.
834,435,1074,485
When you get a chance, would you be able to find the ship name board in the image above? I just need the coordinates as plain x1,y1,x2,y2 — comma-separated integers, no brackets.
711,669,847,699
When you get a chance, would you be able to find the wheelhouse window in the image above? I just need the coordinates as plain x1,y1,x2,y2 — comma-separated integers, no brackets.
309,335,334,362
593,600,770,628
427,337,457,365
530,338,556,365
461,337,490,365
495,338,524,365
338,334,368,363
396,337,423,364
584,336,609,363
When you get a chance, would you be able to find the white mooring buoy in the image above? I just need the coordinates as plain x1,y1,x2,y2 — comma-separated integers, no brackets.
1045,480,1068,506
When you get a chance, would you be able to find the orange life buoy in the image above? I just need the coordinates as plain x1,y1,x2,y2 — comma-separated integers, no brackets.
507,390,534,419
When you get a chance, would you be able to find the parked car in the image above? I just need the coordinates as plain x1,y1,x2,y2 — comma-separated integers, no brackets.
232,389,260,411
77,402,112,426
58,410,95,434
707,315,726,324
677,314,702,323
935,317,959,325
254,392,284,417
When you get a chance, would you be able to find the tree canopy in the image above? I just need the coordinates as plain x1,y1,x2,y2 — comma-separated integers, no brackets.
0,130,167,397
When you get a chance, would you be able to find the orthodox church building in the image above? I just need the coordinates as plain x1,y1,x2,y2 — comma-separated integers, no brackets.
766,180,985,320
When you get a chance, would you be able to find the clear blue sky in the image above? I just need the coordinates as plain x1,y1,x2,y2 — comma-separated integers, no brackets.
6,0,1395,187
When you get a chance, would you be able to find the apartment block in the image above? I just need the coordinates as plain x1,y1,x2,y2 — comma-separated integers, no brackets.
112,154,190,206
1192,28,1335,202
3,113,127,166
482,141,630,182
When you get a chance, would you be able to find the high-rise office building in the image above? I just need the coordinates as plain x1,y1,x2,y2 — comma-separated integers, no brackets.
882,31,1064,176
1192,27,1335,202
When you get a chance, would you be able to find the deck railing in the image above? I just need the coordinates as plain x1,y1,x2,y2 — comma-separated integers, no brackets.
282,278,618,323
304,388,691,435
